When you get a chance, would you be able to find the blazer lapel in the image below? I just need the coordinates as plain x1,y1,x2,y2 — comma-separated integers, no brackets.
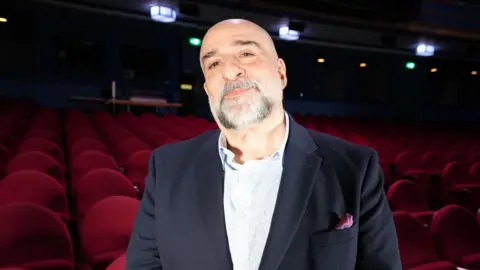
194,131,233,270
259,116,324,270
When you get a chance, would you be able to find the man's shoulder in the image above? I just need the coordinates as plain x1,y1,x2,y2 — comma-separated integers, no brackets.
306,129,375,161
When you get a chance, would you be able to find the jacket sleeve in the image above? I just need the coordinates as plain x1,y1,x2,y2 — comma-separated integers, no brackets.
125,151,163,269
355,149,402,270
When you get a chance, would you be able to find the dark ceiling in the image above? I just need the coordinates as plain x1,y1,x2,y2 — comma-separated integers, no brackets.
41,0,480,41
9,0,478,61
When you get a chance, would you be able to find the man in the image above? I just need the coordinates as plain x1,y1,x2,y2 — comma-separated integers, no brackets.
126,19,401,270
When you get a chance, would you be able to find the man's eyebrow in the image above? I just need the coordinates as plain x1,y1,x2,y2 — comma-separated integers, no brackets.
201,40,261,65
232,39,261,49
201,50,217,64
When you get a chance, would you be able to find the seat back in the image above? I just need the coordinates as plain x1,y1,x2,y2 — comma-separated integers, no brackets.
393,211,440,268
0,203,74,269
71,150,118,184
125,150,151,186
17,138,64,167
430,205,480,262
106,253,126,270
387,180,430,212
443,162,472,187
6,151,64,187
70,138,108,161
396,151,422,173
80,196,140,268
76,169,137,218
0,170,68,219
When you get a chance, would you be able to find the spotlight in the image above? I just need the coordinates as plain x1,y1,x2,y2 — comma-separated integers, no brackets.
317,58,325,63
472,71,478,75
430,68,437,73
150,6,176,23
360,63,367,68
416,43,435,57
279,26,299,41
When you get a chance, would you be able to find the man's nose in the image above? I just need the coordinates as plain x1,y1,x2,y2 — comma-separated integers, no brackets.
222,61,246,81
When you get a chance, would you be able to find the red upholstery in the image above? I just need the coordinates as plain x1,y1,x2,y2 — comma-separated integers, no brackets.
421,152,444,172
430,205,480,269
24,128,61,146
69,138,108,161
6,151,65,187
0,170,69,222
387,180,434,225
80,196,140,269
407,260,459,270
75,169,137,218
470,162,480,181
71,150,118,184
0,143,9,179
17,138,65,167
125,150,151,193
396,151,422,176
392,212,455,269
116,138,150,166
106,253,126,270
443,162,477,188
0,203,74,269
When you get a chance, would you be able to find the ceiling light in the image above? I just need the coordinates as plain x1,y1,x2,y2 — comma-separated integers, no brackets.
180,84,193,90
360,63,367,68
472,71,478,75
430,68,437,73
279,26,299,41
317,58,325,63
0,17,7,23
416,43,435,57
150,6,176,23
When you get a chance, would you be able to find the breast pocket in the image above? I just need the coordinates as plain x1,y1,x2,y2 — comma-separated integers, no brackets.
309,225,359,270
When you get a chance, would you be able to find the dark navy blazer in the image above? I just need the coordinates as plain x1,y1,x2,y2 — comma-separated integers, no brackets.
126,115,401,270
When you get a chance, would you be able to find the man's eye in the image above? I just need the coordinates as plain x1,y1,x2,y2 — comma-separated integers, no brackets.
241,52,254,57
208,62,219,69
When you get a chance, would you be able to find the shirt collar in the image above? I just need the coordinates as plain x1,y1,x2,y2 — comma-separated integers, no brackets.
218,111,290,169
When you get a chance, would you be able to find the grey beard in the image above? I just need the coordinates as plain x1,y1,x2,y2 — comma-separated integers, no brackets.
216,94,274,130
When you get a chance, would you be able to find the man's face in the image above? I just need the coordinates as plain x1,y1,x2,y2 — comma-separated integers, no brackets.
200,21,287,131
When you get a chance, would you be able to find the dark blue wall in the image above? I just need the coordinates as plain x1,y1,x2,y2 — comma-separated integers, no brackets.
0,4,479,121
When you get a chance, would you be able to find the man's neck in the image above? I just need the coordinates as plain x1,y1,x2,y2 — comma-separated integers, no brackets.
222,109,287,164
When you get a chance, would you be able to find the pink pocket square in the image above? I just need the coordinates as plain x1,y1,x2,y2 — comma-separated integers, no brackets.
335,213,354,230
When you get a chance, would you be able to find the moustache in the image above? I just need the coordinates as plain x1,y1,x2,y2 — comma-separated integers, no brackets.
221,79,259,98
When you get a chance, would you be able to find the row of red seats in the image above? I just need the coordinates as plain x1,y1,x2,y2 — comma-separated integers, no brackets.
387,179,480,224
66,110,150,192
295,114,480,165
0,101,72,269
0,105,153,269
394,205,480,269
2,102,479,269
0,196,139,270
0,100,38,178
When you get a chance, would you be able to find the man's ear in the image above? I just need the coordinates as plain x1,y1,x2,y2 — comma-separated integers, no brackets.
203,82,210,96
277,58,287,88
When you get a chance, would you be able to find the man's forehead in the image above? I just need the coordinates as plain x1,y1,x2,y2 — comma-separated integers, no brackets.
201,29,266,53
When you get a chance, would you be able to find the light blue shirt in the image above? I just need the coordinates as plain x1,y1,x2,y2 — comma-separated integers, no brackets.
218,112,290,270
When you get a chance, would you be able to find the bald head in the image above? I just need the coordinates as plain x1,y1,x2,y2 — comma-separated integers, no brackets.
200,19,287,131
200,19,278,69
